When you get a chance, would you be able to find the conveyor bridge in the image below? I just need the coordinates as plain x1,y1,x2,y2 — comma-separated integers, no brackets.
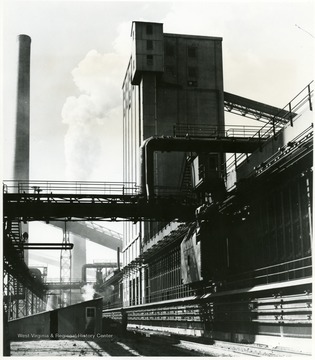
3,180,197,222
3,128,267,222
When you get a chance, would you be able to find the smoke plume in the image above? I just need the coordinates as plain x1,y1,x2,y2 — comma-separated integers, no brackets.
81,283,96,301
62,26,128,180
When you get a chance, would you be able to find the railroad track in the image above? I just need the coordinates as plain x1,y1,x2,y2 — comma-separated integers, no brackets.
177,340,312,357
130,329,312,357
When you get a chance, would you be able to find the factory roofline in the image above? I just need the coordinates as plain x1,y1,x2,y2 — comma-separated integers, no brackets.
164,33,222,41
131,20,222,41
131,20,161,33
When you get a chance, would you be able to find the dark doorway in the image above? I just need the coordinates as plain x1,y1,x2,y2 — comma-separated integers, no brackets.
50,310,58,339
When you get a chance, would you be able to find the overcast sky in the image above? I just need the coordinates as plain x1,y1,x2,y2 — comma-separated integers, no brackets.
1,0,314,274
2,0,314,182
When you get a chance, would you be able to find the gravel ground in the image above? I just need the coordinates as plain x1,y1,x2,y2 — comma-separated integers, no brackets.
9,335,203,357
9,333,312,357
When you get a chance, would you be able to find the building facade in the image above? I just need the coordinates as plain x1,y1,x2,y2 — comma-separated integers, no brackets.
122,21,225,307
106,21,313,347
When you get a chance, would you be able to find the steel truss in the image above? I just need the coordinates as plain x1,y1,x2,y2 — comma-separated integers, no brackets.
224,92,296,124
3,220,47,321
3,271,46,320
60,224,72,307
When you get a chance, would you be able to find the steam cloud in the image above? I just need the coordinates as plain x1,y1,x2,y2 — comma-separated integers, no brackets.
81,283,96,301
62,24,129,180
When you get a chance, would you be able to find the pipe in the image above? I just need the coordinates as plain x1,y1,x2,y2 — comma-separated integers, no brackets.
82,263,122,282
141,136,264,202
14,35,31,181
117,247,121,272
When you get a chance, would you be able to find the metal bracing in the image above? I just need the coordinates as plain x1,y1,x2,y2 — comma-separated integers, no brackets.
59,223,72,307
49,221,123,251
45,281,82,290
3,271,47,320
3,190,198,222
3,218,48,320
224,81,313,137
3,134,266,222
223,92,297,124
3,232,47,296
140,136,264,202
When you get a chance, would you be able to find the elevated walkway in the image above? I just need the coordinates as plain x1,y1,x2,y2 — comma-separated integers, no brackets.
224,91,297,124
2,181,197,222
49,221,123,250
3,130,267,222
44,280,82,290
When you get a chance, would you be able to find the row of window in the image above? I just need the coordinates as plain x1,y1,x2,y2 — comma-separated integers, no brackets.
144,54,198,80
144,23,197,57
166,44,198,58
145,39,198,59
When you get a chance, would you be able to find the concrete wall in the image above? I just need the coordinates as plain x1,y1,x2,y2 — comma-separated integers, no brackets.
58,298,102,335
8,311,51,340
8,298,103,340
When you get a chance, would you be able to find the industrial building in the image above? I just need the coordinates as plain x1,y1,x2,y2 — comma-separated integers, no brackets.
122,21,225,308
3,21,313,355
109,21,313,349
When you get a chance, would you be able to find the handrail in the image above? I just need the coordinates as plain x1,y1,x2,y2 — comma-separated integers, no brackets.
2,180,140,196
224,81,314,183
173,124,271,139
225,256,312,288
252,80,313,139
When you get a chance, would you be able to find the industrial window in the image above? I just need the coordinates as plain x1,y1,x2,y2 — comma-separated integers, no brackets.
147,40,153,50
165,65,175,76
165,43,175,57
188,66,198,78
146,24,153,35
188,46,197,58
147,55,153,65
86,307,95,318
187,80,198,87
208,155,218,170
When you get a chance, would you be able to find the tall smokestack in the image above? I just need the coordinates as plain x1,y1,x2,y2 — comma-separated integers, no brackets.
14,34,31,180
14,35,31,267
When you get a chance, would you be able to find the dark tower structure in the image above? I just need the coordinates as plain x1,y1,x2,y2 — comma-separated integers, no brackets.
122,21,225,306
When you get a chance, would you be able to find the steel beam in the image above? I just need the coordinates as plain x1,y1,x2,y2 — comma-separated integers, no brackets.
224,92,296,124
141,136,265,202
49,221,123,250
3,195,197,222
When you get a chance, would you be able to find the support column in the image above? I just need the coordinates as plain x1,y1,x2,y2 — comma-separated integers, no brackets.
60,223,72,307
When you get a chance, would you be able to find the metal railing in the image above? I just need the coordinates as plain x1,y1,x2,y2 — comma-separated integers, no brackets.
45,278,82,284
224,81,314,183
225,256,312,289
174,124,271,139
3,180,139,196
252,80,313,139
